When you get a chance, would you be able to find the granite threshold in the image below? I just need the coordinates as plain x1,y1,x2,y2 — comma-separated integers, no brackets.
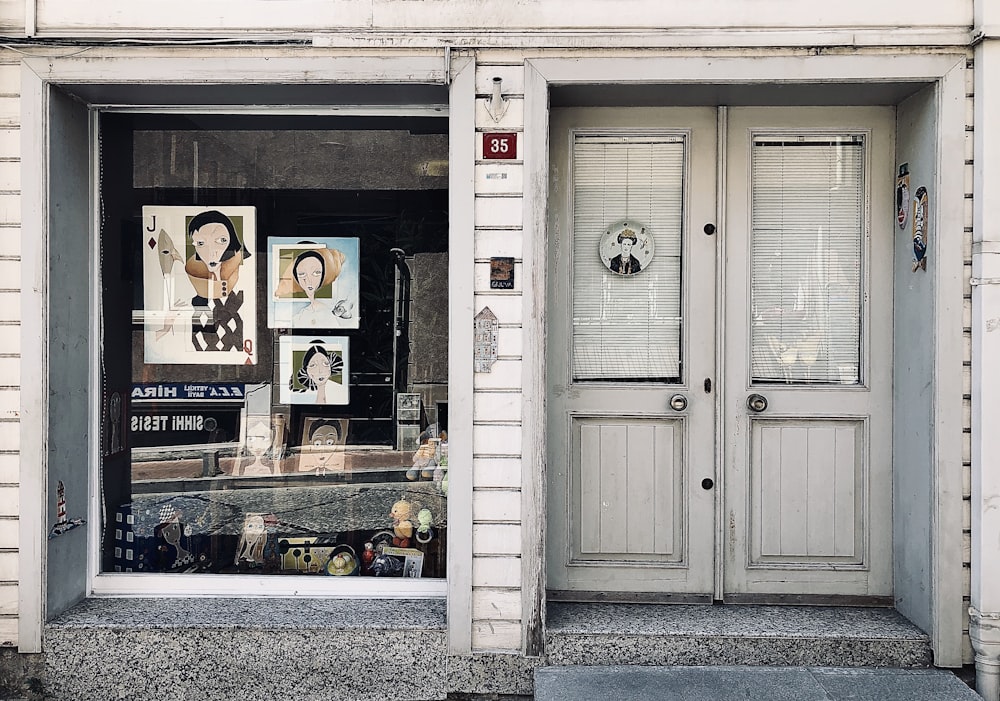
545,602,934,668
33,598,940,700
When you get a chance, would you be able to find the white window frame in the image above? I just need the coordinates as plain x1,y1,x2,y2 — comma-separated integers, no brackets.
20,52,475,654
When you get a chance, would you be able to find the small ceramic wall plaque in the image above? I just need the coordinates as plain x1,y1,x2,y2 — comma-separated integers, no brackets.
490,257,515,290
599,220,654,276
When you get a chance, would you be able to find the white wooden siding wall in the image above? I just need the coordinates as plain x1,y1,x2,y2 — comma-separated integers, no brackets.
963,52,975,665
0,50,20,648
470,59,525,652
16,0,973,39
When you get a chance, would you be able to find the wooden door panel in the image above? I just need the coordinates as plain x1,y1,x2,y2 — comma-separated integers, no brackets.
750,419,864,564
573,417,683,564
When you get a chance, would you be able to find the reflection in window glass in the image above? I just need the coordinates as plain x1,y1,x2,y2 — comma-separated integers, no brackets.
99,114,448,579
750,135,864,385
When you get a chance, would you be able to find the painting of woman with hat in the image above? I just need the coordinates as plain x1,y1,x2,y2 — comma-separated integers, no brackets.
268,237,360,329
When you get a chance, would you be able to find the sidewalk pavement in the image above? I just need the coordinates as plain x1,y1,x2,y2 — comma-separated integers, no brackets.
534,665,980,701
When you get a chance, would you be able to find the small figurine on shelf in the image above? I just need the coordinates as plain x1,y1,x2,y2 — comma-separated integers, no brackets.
369,551,404,577
416,508,434,545
361,541,375,572
407,441,435,481
235,513,269,568
155,510,194,570
389,499,414,548
433,440,448,490
325,545,358,576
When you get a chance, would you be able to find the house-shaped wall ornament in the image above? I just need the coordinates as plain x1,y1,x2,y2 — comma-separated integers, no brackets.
474,307,499,373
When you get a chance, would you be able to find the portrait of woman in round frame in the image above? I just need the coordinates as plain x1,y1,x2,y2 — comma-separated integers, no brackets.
599,220,655,276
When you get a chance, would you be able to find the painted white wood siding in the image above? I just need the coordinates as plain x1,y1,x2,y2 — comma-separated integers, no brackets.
25,0,972,40
471,60,524,652
0,49,19,649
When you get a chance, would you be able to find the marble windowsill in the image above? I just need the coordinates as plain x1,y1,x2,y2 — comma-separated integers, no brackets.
47,596,447,631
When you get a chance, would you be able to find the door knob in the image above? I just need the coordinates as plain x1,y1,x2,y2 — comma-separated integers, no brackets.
669,394,688,411
747,393,768,413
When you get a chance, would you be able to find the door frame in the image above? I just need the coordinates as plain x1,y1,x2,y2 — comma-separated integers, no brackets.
523,53,967,663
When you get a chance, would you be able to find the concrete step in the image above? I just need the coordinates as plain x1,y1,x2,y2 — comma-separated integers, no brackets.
546,603,932,667
534,666,980,701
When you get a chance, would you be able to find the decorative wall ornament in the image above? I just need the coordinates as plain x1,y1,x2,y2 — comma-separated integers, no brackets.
896,163,910,229
490,257,515,289
599,220,654,276
297,417,349,475
912,186,929,272
474,307,499,373
49,480,85,539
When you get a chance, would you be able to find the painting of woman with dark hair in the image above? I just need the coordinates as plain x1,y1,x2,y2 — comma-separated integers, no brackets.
184,209,251,305
268,237,359,330
609,228,642,275
279,336,350,405
142,205,257,365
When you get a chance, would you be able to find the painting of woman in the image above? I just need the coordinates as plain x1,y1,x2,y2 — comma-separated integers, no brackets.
278,336,350,405
268,237,359,329
141,205,257,365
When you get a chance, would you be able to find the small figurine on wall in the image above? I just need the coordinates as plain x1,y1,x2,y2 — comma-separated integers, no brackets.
389,499,415,548
49,480,86,539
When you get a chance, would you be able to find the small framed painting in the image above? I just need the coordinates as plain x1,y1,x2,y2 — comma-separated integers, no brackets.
278,337,350,406
268,237,360,330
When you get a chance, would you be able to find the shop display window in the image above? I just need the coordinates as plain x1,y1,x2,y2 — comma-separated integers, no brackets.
98,113,449,580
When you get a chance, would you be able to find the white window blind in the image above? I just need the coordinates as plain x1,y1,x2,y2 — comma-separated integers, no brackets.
749,135,865,384
572,134,685,382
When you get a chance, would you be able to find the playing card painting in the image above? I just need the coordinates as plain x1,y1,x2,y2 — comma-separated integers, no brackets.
141,206,257,365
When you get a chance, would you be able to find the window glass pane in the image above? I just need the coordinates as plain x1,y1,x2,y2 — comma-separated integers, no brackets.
750,135,864,385
572,134,685,382
99,113,448,579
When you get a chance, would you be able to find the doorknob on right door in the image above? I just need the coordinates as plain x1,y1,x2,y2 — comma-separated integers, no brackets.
747,393,768,413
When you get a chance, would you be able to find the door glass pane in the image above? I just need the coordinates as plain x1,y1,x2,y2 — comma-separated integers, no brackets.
750,134,864,385
571,134,685,382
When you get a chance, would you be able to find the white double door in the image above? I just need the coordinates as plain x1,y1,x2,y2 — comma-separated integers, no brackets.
546,106,893,601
